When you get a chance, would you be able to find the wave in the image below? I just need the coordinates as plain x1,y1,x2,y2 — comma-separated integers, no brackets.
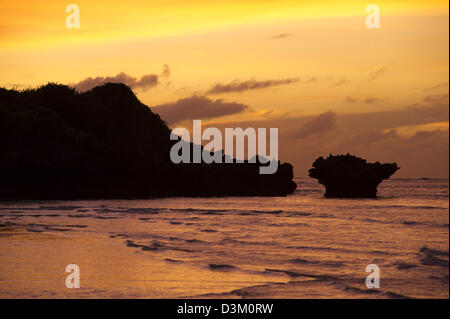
165,258,183,263
186,272,413,299
122,238,198,253
165,207,286,215
374,204,447,210
393,262,417,270
288,258,345,268
39,205,82,211
264,268,332,280
268,222,308,227
419,246,449,267
201,229,218,233
209,264,237,271
343,286,412,299
68,214,93,218
168,208,227,214
420,255,449,267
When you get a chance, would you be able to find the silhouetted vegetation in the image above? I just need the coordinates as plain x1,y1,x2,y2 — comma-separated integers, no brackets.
0,83,296,199
309,153,399,198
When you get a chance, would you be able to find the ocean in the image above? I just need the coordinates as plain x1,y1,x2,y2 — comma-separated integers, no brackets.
0,178,448,298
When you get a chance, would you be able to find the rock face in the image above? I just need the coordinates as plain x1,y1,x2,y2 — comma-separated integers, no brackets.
308,154,399,198
0,83,296,199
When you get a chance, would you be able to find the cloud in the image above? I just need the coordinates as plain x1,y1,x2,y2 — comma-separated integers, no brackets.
206,78,299,94
71,66,170,92
161,64,170,77
407,129,445,143
336,128,449,178
201,100,448,178
424,93,449,104
345,96,357,103
346,130,399,146
424,82,448,92
290,111,336,139
262,110,273,117
334,77,348,86
272,33,294,39
368,66,389,82
72,72,159,92
346,96,381,104
151,95,251,125
364,97,381,104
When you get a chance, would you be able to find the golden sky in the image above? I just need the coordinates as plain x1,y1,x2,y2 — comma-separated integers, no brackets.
0,0,448,177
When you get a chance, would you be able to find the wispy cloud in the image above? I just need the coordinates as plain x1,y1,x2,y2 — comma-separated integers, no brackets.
368,66,389,82
424,82,449,92
206,78,299,94
290,111,336,139
424,93,449,104
334,77,348,86
344,96,381,104
71,65,170,92
272,33,294,39
151,95,251,125
72,72,158,92
161,64,170,77
345,96,357,103
364,97,381,104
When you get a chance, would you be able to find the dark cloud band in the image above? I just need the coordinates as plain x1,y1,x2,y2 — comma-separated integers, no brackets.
206,78,299,94
151,95,251,125
71,65,170,92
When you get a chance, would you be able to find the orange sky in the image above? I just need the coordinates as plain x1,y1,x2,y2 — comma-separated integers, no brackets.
0,0,448,177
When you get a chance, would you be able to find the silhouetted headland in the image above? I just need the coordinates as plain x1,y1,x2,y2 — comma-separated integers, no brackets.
309,154,399,198
0,83,296,199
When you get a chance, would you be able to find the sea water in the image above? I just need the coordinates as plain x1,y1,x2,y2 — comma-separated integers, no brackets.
0,178,448,298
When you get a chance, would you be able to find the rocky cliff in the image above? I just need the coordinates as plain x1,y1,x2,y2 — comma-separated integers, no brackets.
309,154,399,198
0,83,296,199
